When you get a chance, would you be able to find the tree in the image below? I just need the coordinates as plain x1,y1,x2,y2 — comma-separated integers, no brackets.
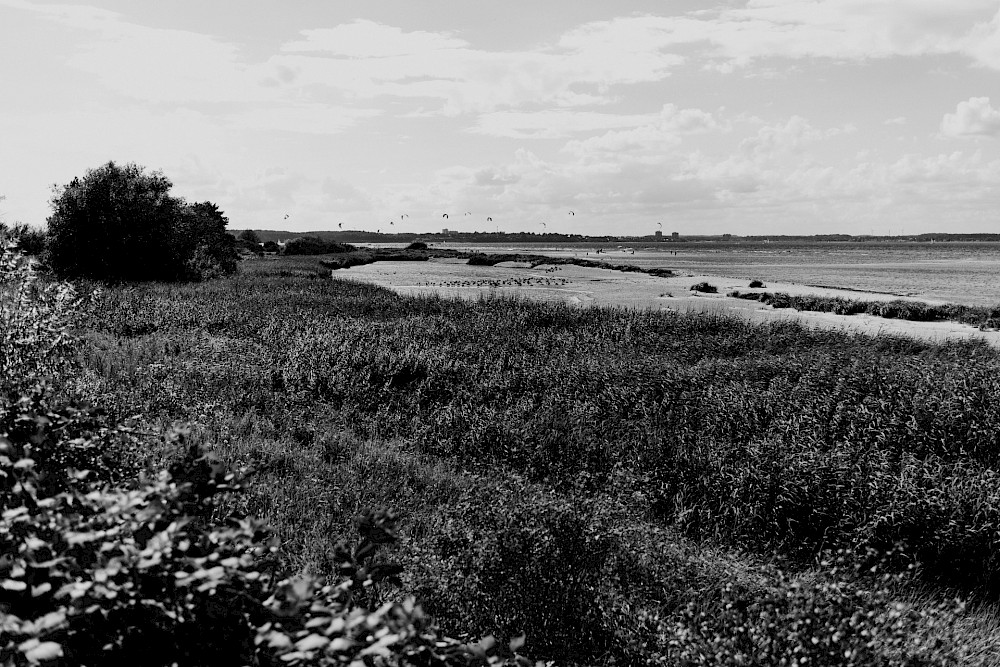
177,202,239,278
237,229,261,245
5,222,46,255
45,162,238,281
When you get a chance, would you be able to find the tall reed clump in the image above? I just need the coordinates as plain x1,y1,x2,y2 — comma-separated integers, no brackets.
0,246,527,667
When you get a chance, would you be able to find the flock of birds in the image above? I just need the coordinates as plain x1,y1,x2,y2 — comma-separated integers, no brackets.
421,276,571,289
284,210,670,236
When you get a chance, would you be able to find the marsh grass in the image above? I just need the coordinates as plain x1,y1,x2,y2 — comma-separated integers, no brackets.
69,256,1000,664
730,289,1000,329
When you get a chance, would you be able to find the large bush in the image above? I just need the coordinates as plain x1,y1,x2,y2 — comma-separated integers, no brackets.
283,236,356,255
45,162,238,282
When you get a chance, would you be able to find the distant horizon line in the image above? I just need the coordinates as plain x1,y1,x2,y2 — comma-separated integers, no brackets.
230,229,1000,242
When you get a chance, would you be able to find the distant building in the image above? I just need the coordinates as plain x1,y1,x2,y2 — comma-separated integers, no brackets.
671,232,679,239
655,231,663,238
442,228,450,234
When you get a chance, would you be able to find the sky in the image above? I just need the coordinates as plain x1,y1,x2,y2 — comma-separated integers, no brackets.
2,0,1000,236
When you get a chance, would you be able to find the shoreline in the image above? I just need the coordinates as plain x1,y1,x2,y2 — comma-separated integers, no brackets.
338,258,1000,348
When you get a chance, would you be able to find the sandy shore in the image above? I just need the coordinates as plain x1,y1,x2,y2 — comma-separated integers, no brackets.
340,258,1000,348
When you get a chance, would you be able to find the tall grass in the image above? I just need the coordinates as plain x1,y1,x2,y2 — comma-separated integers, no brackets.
71,256,1000,664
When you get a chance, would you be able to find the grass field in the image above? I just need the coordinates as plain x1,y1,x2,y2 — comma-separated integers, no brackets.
49,254,1000,663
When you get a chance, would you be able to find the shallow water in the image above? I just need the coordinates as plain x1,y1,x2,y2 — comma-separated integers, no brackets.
414,241,1000,307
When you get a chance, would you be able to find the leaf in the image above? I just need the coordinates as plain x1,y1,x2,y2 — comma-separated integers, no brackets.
22,641,63,663
295,634,329,652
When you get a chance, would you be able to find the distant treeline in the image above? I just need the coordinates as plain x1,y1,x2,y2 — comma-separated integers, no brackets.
232,229,1000,245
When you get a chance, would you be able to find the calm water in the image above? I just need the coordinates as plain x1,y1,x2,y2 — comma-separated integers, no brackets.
418,241,1000,307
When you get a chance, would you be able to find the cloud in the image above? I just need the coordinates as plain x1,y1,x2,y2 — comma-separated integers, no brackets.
941,97,1000,137
562,105,725,158
705,0,1000,68
283,20,468,58
740,116,855,157
272,18,684,115
1,0,274,104
318,177,374,212
553,3,1000,74
472,110,660,139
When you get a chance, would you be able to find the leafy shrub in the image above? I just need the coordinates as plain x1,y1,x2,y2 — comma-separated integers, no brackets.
406,242,429,250
465,255,497,266
283,237,357,255
749,279,765,288
0,223,45,256
45,162,238,282
690,282,717,294
238,229,262,245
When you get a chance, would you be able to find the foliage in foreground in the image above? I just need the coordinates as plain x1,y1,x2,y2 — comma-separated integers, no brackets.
0,248,526,666
44,162,238,282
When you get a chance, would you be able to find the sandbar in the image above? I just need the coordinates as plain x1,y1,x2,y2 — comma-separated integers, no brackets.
340,260,1000,348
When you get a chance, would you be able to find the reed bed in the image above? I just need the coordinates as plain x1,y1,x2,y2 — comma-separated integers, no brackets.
65,255,1000,664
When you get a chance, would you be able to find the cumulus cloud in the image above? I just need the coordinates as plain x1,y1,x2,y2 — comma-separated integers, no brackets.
740,116,855,157
941,97,1000,137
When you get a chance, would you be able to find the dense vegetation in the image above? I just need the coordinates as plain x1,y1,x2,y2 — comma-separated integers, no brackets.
45,254,1000,664
283,236,358,256
0,248,526,666
730,289,1000,329
45,162,238,282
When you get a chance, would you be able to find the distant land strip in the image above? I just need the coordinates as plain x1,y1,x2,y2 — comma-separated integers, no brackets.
318,246,677,278
803,283,916,297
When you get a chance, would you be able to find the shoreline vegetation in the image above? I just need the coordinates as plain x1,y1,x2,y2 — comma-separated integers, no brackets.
729,290,1000,330
315,243,1000,332
8,237,1000,663
54,257,1000,662
317,244,678,277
